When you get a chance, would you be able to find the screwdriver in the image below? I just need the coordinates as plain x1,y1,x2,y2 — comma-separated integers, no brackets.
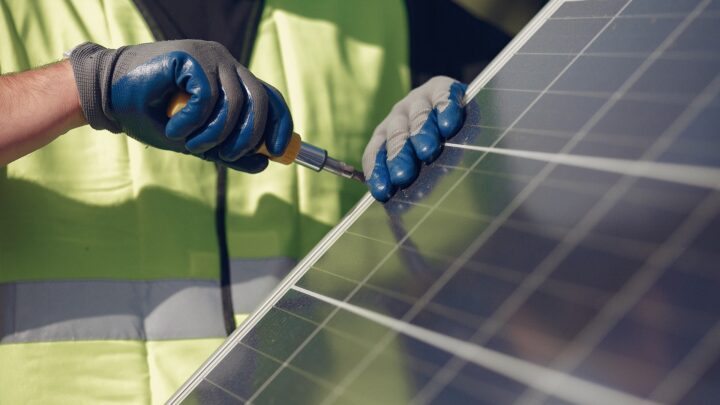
167,93,366,183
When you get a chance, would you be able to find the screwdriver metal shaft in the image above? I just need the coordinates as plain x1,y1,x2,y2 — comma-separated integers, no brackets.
294,142,365,183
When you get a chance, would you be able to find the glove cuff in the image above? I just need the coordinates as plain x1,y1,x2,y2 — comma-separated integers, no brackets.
69,42,123,133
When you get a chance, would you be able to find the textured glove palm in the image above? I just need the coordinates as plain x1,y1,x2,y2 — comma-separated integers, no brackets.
362,76,466,201
69,40,292,172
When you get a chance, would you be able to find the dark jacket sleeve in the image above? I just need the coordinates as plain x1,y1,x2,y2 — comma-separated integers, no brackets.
405,0,512,87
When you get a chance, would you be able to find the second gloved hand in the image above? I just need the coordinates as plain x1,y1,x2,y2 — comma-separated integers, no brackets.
362,76,466,201
69,40,292,172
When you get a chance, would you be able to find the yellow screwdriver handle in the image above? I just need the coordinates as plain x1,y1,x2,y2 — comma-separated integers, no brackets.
166,92,301,165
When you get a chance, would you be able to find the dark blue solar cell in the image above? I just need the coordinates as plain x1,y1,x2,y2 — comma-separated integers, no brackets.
275,288,337,324
548,163,624,188
180,380,244,404
552,55,645,93
621,0,704,15
411,306,479,342
472,89,538,128
496,129,571,153
592,197,690,244
659,137,720,167
553,0,627,18
288,327,368,385
451,121,503,148
596,312,707,370
252,367,332,405
675,96,720,143
347,287,413,319
453,362,527,402
667,15,720,54
589,99,687,142
204,343,280,401
242,307,319,360
502,290,600,343
296,267,357,302
569,137,650,160
511,183,603,228
678,360,720,405
436,167,527,218
551,244,642,294
648,269,720,317
588,17,682,54
689,213,720,257
431,267,518,319
572,349,667,397
516,93,608,132
520,18,609,54
486,54,575,91
630,58,720,99
471,225,558,272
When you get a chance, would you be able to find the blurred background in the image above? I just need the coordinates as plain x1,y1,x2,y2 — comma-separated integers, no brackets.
455,0,549,34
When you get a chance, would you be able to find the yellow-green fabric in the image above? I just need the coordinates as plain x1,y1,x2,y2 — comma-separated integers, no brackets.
0,0,220,283
1,2,216,401
0,339,224,404
0,0,410,404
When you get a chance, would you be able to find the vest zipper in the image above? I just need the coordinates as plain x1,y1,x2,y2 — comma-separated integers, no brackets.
132,0,266,336
217,0,265,335
215,164,235,335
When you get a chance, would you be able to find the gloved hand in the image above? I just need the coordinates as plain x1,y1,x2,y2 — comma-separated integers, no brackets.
362,76,466,201
69,40,292,172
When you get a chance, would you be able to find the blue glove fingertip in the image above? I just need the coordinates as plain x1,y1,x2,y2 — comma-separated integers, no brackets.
387,142,420,188
184,92,230,153
218,93,256,162
436,82,467,139
410,112,443,163
263,85,293,156
368,148,396,202
165,53,214,140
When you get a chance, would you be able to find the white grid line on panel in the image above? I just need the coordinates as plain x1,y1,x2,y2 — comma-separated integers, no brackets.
445,143,720,190
204,378,248,403
649,320,720,403
515,51,720,61
479,87,704,105
324,12,635,405
330,2,634,400
516,189,720,405
243,0,576,402
292,285,659,405
415,0,716,402
515,72,720,405
168,195,375,403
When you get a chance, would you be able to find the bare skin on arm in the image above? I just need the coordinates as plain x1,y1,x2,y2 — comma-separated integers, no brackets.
0,60,87,165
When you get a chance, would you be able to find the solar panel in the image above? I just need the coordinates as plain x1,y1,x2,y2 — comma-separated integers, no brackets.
169,0,720,403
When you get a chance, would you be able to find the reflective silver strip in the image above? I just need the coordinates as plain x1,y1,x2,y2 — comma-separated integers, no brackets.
0,280,226,343
229,257,296,314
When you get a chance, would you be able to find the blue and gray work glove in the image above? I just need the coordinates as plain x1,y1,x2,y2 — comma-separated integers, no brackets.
362,76,467,201
69,40,292,172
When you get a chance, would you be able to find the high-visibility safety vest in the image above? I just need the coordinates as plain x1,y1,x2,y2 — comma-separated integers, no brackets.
0,0,410,402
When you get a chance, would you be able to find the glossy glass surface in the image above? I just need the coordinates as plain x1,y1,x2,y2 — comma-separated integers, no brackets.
181,1,720,403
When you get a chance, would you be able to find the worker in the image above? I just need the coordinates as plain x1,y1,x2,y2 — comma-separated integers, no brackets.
0,0,510,403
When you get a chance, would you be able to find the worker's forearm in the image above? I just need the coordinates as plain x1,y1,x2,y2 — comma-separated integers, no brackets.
0,60,86,165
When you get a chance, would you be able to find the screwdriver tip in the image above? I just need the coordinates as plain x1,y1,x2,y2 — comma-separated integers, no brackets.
352,170,366,184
